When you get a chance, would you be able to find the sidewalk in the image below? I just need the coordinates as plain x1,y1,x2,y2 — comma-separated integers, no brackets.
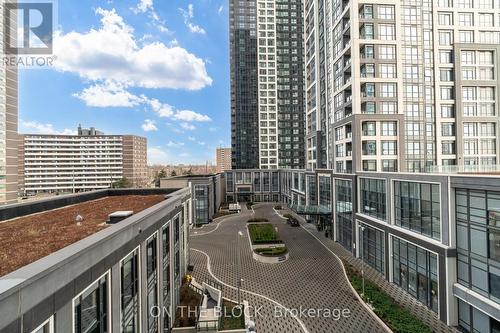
288,210,459,333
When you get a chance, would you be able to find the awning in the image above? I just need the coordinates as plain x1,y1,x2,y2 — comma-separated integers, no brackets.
288,204,332,215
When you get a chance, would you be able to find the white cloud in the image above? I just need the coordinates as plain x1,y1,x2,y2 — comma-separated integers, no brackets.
208,127,217,132
180,123,196,131
166,141,185,147
74,81,143,107
218,5,223,15
53,8,211,90
179,4,206,35
148,146,169,164
174,110,211,122
133,0,171,34
134,0,153,13
72,78,211,124
146,98,175,118
197,141,206,146
20,120,77,135
141,119,158,132
188,136,196,141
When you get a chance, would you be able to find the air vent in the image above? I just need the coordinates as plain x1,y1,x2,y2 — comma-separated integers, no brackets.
107,211,134,224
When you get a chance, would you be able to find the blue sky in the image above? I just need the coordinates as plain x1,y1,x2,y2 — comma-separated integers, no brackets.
19,0,230,165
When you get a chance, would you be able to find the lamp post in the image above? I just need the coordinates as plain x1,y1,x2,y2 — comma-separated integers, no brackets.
237,231,244,305
360,225,366,298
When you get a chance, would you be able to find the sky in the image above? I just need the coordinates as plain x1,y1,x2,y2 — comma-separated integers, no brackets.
19,0,230,165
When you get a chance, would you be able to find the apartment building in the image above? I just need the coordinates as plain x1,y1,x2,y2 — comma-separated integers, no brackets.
224,168,500,332
122,135,148,187
305,0,500,173
0,187,191,333
0,0,19,203
216,147,232,173
230,0,306,170
18,126,148,195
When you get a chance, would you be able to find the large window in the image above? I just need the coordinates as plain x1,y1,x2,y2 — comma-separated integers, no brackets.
360,178,387,221
162,224,171,332
319,175,332,209
307,175,317,205
74,275,108,333
32,318,53,333
360,224,385,274
121,250,140,333
392,238,438,313
147,235,159,333
456,189,500,303
336,180,353,251
394,181,441,240
194,185,209,225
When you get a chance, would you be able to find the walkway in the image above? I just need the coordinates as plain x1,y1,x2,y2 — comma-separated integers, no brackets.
283,207,460,333
189,203,388,333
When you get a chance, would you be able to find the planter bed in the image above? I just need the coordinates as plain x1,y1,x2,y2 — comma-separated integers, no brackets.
255,247,288,256
343,261,432,333
247,223,282,244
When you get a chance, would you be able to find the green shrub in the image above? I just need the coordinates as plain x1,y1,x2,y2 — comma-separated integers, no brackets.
274,205,282,210
255,247,288,256
283,213,294,219
247,217,269,223
344,262,433,333
247,223,282,244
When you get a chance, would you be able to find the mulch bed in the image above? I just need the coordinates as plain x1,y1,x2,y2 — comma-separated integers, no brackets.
0,195,165,277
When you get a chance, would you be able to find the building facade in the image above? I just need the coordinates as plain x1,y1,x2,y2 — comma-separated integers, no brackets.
230,0,306,170
0,187,191,333
18,127,148,195
225,168,500,332
305,0,500,173
216,147,232,173
122,135,148,188
0,0,19,204
160,174,225,225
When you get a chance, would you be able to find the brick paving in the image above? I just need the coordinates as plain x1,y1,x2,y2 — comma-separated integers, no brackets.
282,207,460,333
189,203,387,333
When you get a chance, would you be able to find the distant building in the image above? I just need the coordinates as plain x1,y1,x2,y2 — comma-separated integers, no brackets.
216,147,232,173
18,126,148,195
0,1,18,204
230,0,306,169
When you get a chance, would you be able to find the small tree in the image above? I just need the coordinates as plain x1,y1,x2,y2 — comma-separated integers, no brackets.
171,170,177,177
155,169,167,187
112,177,132,188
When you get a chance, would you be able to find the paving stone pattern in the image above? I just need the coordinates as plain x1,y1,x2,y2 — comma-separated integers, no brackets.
190,203,387,333
285,208,460,333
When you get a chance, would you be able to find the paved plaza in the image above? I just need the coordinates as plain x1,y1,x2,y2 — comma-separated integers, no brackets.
189,203,389,333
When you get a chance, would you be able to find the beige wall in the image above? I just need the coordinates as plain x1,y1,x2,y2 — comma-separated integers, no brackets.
216,148,232,173
122,135,148,188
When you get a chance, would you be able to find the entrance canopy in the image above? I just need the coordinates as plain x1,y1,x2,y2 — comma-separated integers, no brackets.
288,204,332,215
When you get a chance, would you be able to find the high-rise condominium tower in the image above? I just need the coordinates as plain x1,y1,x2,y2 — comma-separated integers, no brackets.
230,0,306,170
305,0,500,173
0,0,19,203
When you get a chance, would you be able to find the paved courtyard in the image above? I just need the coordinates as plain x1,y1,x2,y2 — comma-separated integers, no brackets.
189,203,389,333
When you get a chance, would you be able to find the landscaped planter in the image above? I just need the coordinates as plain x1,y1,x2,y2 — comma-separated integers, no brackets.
253,250,289,263
246,223,289,263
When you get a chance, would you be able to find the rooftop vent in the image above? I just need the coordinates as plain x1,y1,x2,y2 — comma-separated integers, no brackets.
107,211,134,224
